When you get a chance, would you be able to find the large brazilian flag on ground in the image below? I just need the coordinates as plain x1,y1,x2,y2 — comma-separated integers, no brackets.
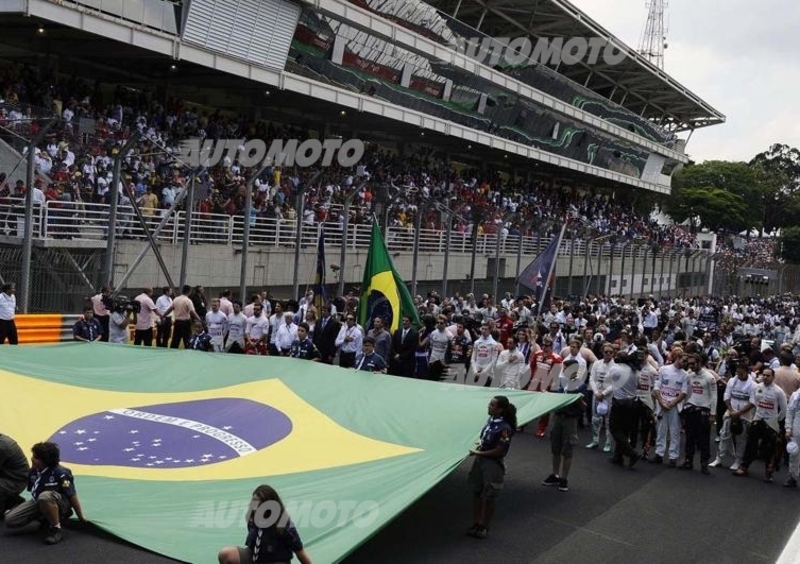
0,343,575,563
359,221,420,333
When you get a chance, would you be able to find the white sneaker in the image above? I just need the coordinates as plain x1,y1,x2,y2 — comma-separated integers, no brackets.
729,462,740,471
708,458,723,468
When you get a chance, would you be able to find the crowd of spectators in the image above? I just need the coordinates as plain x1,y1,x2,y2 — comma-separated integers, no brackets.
0,62,777,268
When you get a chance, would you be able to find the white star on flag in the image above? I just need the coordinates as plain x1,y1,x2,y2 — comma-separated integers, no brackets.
87,438,96,443
59,431,66,435
104,415,115,420
185,459,194,463
129,430,139,434
74,442,84,446
124,448,134,452
155,461,164,465
223,426,233,430
75,429,86,435
78,447,88,451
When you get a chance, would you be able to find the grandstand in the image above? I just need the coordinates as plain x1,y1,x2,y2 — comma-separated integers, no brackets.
0,0,726,312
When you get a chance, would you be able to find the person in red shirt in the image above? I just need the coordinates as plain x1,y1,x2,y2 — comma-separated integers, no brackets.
528,338,563,437
495,308,515,344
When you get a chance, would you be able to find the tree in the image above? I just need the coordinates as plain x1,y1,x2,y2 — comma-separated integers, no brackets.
750,162,793,235
779,226,800,263
667,186,750,233
667,161,758,233
750,144,800,234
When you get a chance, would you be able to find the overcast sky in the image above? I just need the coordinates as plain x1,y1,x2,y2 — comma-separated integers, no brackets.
570,0,800,164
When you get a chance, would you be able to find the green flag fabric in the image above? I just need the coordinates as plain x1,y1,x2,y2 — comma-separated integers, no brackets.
359,221,420,333
0,343,576,563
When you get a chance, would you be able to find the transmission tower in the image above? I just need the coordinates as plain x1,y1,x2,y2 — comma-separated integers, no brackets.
639,0,668,69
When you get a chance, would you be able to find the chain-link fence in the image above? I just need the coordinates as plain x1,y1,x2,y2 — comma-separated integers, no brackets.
0,244,103,312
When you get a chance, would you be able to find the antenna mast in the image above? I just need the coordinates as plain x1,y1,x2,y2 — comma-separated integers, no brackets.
639,0,668,70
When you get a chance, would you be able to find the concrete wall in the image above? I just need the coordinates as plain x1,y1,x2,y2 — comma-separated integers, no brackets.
113,240,711,300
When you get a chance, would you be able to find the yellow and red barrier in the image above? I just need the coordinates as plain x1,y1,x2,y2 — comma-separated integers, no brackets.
15,314,83,344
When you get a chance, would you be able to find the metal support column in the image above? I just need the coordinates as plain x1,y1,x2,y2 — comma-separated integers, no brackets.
292,172,322,301
412,198,435,298
608,241,615,296
630,244,637,300
567,237,575,297
619,243,627,297
112,187,190,293
105,132,141,287
238,163,270,303
179,173,195,288
19,120,56,313
338,182,367,298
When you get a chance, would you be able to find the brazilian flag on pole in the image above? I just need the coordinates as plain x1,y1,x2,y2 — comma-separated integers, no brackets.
359,221,420,333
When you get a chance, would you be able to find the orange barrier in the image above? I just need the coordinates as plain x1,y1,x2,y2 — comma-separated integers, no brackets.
15,314,65,344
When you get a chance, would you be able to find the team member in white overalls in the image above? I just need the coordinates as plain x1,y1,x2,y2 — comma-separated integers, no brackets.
783,388,800,487
469,324,500,386
587,343,615,451
205,298,228,353
496,337,527,390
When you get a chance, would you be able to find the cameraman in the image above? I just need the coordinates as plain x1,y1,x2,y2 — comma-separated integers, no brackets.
109,302,136,345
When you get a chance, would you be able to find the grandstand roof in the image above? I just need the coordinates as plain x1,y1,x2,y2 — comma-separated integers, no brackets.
428,0,725,132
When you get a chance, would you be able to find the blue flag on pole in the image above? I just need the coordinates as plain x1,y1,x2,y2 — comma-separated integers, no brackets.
516,226,566,306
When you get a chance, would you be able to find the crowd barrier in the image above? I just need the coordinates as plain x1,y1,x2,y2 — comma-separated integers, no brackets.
15,314,82,344
13,314,172,344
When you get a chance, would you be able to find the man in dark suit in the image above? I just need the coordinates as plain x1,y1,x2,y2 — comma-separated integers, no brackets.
313,304,341,364
390,315,417,378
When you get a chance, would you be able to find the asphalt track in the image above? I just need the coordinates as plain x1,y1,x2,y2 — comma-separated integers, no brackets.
4,427,799,564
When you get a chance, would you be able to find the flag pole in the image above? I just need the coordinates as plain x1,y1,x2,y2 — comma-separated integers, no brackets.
536,223,567,320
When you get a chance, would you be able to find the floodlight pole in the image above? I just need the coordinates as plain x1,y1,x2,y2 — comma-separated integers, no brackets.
19,119,55,313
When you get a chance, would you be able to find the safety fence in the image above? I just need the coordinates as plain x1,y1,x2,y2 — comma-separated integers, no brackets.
0,198,695,260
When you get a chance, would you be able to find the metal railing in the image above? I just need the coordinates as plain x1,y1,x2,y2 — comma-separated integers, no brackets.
0,198,700,258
